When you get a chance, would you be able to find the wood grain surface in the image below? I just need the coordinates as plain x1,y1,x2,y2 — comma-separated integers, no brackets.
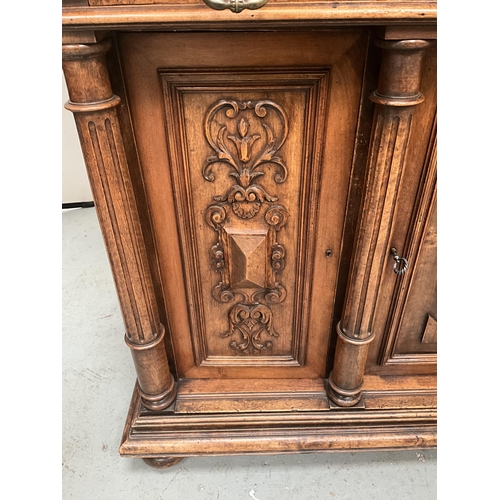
62,1,437,461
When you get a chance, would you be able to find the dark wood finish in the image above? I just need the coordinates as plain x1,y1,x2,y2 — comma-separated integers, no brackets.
63,0,88,6
62,0,437,466
375,24,437,40
62,29,109,44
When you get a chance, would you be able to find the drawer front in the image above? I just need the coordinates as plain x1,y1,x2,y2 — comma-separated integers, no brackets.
119,31,368,379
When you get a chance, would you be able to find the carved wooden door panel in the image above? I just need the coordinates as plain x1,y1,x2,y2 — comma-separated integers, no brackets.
118,32,368,393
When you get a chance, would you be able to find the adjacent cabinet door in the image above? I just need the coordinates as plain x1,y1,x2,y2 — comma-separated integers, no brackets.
118,31,369,386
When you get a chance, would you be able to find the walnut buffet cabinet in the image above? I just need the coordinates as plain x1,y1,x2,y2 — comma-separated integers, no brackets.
62,0,437,468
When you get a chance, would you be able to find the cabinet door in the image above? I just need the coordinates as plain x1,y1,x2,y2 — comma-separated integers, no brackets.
377,165,437,370
118,32,368,389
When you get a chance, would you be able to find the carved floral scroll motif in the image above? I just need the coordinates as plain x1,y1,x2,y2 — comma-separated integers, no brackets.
221,303,278,356
203,100,289,355
203,100,288,219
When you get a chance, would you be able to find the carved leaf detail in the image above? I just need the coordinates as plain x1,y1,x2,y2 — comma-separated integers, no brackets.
265,285,287,304
212,283,234,303
222,303,279,355
205,204,227,230
265,205,288,230
240,118,248,137
203,99,288,218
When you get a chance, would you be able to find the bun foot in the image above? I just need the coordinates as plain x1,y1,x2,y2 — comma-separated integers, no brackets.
142,457,184,469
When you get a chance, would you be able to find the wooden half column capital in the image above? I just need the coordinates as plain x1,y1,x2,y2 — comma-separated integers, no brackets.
62,39,177,411
371,39,432,107
327,37,431,407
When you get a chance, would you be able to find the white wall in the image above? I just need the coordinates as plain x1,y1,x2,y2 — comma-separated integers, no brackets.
62,73,93,204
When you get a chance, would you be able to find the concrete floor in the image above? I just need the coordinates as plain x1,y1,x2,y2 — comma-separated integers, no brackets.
62,207,437,500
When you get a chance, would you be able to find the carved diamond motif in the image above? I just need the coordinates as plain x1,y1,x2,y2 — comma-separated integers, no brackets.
226,228,269,289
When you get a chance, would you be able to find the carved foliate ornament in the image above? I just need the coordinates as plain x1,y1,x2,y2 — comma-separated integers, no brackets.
221,303,278,355
203,100,288,219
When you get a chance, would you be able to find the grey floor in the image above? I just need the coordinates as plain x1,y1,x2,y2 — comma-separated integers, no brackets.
62,207,437,500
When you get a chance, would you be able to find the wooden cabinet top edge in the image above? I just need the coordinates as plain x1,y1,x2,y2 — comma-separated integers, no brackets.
62,2,437,31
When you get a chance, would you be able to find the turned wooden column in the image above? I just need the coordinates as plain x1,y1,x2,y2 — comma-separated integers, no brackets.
327,38,431,407
62,39,177,411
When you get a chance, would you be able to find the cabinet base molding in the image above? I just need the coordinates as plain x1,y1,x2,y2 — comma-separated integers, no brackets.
120,381,436,459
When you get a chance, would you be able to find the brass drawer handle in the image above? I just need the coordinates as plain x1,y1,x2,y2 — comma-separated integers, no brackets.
390,247,409,275
203,0,269,14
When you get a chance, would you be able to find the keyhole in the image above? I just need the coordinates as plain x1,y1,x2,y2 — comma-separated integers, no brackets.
325,249,333,257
